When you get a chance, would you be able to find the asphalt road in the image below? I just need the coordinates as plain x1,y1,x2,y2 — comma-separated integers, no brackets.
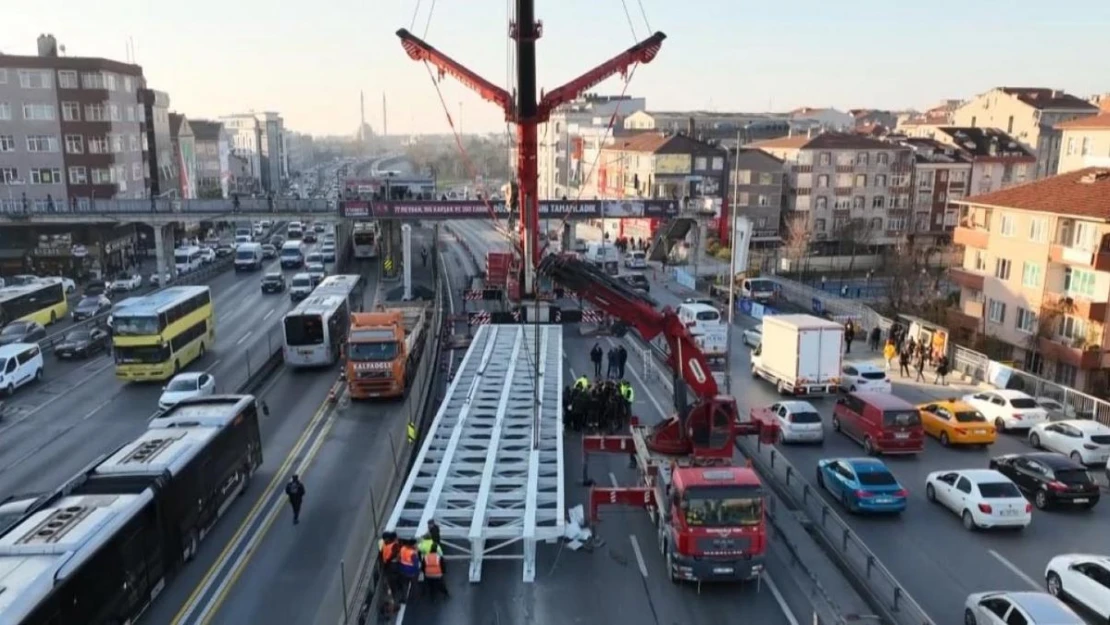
150,228,443,625
399,222,796,625
0,238,323,497
638,268,1106,624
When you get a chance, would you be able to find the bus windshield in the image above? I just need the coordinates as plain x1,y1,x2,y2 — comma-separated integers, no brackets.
348,339,399,361
175,253,190,264
114,344,170,363
354,232,376,244
683,487,763,528
113,314,162,336
285,315,324,346
236,249,256,261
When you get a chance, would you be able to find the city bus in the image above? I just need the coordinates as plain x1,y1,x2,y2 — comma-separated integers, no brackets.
0,395,263,625
112,285,215,381
282,274,362,367
352,221,380,259
0,281,68,327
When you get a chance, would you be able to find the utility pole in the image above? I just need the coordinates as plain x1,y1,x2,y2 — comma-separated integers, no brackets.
725,131,741,394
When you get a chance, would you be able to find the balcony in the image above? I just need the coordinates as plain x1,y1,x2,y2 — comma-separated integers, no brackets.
953,225,989,248
946,306,981,331
1048,244,1110,272
948,267,987,291
1043,292,1110,323
1036,336,1102,369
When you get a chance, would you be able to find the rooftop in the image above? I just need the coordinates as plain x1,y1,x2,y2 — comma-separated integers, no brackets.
605,131,723,155
752,131,900,151
1056,112,1110,130
933,127,1034,159
896,137,972,165
959,167,1110,221
189,120,224,141
999,87,1098,111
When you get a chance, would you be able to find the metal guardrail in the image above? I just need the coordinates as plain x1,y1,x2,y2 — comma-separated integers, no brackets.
0,198,335,217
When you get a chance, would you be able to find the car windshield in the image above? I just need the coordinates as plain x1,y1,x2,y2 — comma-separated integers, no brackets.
264,275,282,283
77,297,100,309
1008,397,1038,409
308,264,324,273
683,487,763,528
856,471,897,486
790,411,822,424
953,410,987,423
166,377,198,392
1038,400,1063,409
978,482,1021,498
292,277,311,288
348,330,399,361
65,330,90,342
1055,469,1093,485
860,370,886,380
1,324,27,336
236,250,256,260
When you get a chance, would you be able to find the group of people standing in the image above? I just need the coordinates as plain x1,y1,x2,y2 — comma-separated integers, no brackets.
377,520,449,616
842,319,951,385
563,342,636,433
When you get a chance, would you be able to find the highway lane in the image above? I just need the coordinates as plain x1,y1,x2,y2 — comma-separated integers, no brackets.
0,240,324,497
639,269,1106,624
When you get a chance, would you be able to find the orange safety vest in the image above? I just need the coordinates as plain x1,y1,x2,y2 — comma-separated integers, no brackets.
379,541,397,564
424,552,443,578
399,546,417,567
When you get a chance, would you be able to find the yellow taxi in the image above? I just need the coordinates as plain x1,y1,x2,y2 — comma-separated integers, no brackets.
917,399,997,447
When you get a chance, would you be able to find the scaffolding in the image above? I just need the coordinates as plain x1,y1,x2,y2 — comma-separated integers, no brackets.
385,324,565,582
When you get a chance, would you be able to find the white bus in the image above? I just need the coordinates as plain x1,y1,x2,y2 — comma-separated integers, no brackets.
352,221,380,259
282,274,363,367
174,246,204,274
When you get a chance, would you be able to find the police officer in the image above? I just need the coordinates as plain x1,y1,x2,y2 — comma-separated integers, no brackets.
574,375,590,392
606,347,619,379
590,343,603,377
285,474,305,525
619,380,635,430
617,345,628,378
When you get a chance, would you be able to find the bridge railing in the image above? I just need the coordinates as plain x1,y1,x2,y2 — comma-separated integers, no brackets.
0,198,336,216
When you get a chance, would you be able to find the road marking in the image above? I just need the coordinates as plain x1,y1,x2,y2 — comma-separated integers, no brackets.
171,380,340,624
0,359,114,434
262,309,274,321
629,535,649,578
205,359,222,374
235,331,253,346
762,572,801,625
0,394,118,474
989,549,1040,590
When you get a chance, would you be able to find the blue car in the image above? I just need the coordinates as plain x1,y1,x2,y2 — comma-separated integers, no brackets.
816,457,907,514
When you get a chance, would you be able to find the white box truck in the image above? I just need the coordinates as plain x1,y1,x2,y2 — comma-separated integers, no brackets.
750,314,843,396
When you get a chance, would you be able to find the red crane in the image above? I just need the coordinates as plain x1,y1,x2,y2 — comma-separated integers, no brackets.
396,3,665,296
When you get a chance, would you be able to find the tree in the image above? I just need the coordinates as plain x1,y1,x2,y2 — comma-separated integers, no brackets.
781,213,811,280
880,240,938,319
833,217,874,277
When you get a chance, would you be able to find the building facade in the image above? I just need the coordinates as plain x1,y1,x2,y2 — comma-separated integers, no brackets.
169,114,196,199
0,34,147,212
538,94,646,199
725,148,785,247
138,88,177,197
189,120,230,198
893,137,972,238
597,132,728,202
622,110,797,148
219,113,262,193
930,127,1037,197
754,132,913,247
949,168,1110,392
1056,113,1110,175
952,87,1098,180
255,111,286,193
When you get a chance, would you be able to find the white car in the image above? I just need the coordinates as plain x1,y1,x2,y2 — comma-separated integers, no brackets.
1045,554,1110,620
1029,420,1110,465
840,363,891,393
963,390,1048,432
925,469,1031,531
158,372,217,410
763,401,824,444
38,276,76,294
965,591,1083,625
743,326,762,348
109,273,143,292
149,271,175,287
199,247,216,264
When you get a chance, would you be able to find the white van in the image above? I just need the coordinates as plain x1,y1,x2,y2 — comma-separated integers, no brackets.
235,227,251,240
585,242,620,275
234,234,252,246
0,343,44,396
624,250,647,269
287,226,304,241
676,302,728,357
174,246,204,274
235,242,264,271
280,241,306,269
740,278,776,302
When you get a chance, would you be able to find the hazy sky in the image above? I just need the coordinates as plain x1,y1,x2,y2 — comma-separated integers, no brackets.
5,1,1108,137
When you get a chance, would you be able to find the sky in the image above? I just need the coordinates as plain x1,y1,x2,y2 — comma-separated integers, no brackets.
5,0,1109,137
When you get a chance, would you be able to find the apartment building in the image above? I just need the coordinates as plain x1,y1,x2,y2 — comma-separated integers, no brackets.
622,110,802,148
138,88,177,197
930,127,1036,196
0,34,148,211
189,120,230,198
256,111,287,193
219,113,262,193
597,132,728,200
1056,113,1110,174
753,132,913,247
952,87,1098,180
893,137,972,238
949,168,1110,391
725,148,785,247
538,94,645,199
169,114,196,199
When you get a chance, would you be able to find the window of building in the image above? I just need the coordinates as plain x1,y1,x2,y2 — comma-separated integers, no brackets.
887,217,905,231
973,249,988,271
694,157,707,170
1055,363,1078,387
110,134,124,153
757,195,769,206
994,258,1012,280
0,102,9,121
938,192,947,203
735,170,751,184
971,116,977,127
129,135,139,151
105,73,117,91
22,104,55,121
91,168,112,184
61,101,80,121
132,163,143,181
126,106,135,122
1059,315,1086,341
987,299,1006,324
1073,221,1098,250
814,218,826,232
816,174,829,188
85,103,107,122
0,168,17,184
1066,137,1075,156
874,174,887,187
916,191,932,208
0,136,14,153
1081,137,1091,156
952,170,968,182
109,104,120,122
872,195,885,209
81,72,106,89
938,170,948,183
1021,262,1042,288
18,70,52,89
57,70,78,89
818,152,831,166
68,166,87,185
876,152,889,165
29,168,62,184
852,195,865,209
64,135,83,154
918,173,933,189
815,196,828,209
835,197,852,210
758,172,773,186
88,136,109,154
999,214,1015,236
26,135,59,153
711,157,724,170
855,152,869,166
123,76,133,92
1064,267,1096,297
734,192,749,206
1007,115,1014,134
1029,218,1047,243
1016,308,1037,333
854,174,867,187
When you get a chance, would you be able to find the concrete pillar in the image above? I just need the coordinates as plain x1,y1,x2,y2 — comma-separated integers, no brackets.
152,223,176,283
382,221,399,281
401,224,412,301
693,219,709,277
562,222,574,253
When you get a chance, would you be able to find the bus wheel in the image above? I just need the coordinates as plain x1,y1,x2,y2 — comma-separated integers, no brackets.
183,530,199,562
239,468,251,495
50,311,56,324
199,343,207,358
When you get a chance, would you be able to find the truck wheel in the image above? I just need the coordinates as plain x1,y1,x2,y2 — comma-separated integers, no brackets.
776,380,787,395
831,416,841,432
665,549,679,583
750,365,758,379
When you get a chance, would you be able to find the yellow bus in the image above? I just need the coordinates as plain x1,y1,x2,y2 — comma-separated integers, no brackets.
112,285,215,381
0,281,68,327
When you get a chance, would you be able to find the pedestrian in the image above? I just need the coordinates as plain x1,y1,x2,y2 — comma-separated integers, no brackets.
616,345,628,378
883,340,897,372
590,343,603,377
420,538,449,600
899,348,911,378
606,347,619,379
869,327,881,351
914,354,926,383
378,531,402,614
844,322,855,354
396,539,421,604
285,474,305,525
934,355,950,386
426,519,441,546
421,246,429,268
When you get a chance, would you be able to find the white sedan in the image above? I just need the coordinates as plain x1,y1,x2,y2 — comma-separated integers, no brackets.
158,372,217,410
762,401,824,444
1045,554,1110,620
963,390,1048,432
743,326,762,348
110,273,143,292
840,363,891,393
1029,420,1110,465
925,469,1032,531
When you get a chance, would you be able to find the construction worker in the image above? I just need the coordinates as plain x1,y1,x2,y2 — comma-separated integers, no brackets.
407,421,417,444
590,343,603,377
574,374,590,391
422,540,449,600
396,538,422,604
378,532,401,614
619,380,635,404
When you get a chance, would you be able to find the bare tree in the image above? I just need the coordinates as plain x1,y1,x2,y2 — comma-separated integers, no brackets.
881,240,936,318
833,217,874,276
781,213,811,279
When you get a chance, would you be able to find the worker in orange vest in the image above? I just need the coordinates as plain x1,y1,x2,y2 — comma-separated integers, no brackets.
396,538,422,604
421,540,449,600
377,532,401,615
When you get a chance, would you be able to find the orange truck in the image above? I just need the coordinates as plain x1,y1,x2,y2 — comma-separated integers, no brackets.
345,305,429,399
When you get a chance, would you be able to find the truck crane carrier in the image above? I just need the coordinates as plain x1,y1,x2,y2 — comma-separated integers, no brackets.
538,253,780,585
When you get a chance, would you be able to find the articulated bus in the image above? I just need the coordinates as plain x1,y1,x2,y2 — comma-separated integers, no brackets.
0,395,263,625
0,281,68,327
112,286,215,381
282,274,363,367
352,221,380,259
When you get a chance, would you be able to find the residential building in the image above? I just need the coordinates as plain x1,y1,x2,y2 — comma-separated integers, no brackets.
138,88,177,197
189,120,230,198
931,127,1036,196
622,110,796,148
0,34,147,212
724,148,785,248
949,168,1110,392
952,87,1098,180
754,132,914,247
850,109,898,130
896,100,962,135
228,153,253,196
1056,113,1110,174
285,131,314,176
788,107,855,132
219,113,262,193
893,137,972,238
255,111,287,193
537,94,645,199
169,114,196,199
